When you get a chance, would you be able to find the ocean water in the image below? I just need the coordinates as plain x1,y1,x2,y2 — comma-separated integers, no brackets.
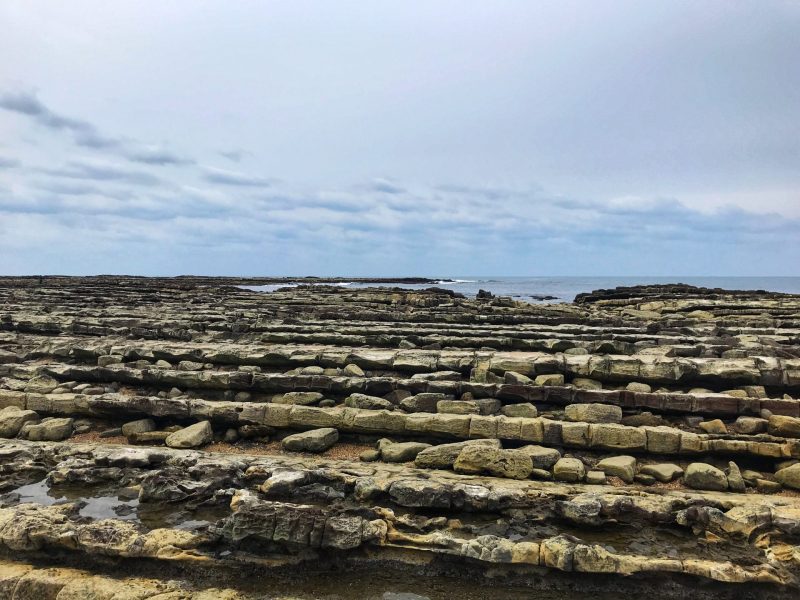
241,276,800,303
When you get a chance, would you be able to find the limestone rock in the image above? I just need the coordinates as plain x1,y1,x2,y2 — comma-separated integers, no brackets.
725,461,746,492
684,463,728,491
775,463,800,490
768,415,800,438
732,416,767,435
625,382,652,393
453,445,533,480
535,374,564,386
504,371,532,384
501,403,538,418
343,363,365,377
273,392,324,406
414,439,502,469
360,449,380,462
572,378,602,390
400,393,444,413
699,419,727,434
586,470,606,484
165,421,213,449
518,445,561,470
97,354,122,367
639,463,683,482
178,360,204,371
0,407,40,438
24,375,59,394
21,417,73,441
121,418,156,437
281,427,339,453
437,400,480,415
380,441,431,463
596,455,636,483
564,403,622,424
345,393,394,411
553,458,585,482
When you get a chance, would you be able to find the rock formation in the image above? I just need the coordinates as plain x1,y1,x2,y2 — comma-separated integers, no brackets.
0,276,799,598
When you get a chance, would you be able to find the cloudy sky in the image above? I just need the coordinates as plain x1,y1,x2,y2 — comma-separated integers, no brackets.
1,1,798,276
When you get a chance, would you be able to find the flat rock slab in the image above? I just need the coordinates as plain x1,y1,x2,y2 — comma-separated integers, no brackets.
165,421,213,448
281,427,339,453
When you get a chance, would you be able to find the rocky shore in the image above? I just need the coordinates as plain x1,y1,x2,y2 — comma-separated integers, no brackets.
0,277,799,598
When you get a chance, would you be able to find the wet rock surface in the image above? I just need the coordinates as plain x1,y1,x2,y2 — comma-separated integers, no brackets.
0,276,799,597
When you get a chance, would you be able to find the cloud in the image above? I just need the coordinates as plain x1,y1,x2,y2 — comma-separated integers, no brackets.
38,159,161,186
123,146,194,166
219,149,250,163
202,166,274,187
0,89,192,168
0,91,94,134
0,157,21,168
1,175,797,275
367,178,406,194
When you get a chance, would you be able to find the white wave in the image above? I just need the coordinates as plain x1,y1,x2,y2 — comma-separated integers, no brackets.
435,279,477,284
238,284,298,292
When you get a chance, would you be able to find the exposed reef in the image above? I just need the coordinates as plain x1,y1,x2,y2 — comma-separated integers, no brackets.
0,277,799,598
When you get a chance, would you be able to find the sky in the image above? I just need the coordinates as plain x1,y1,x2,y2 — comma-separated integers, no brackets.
0,1,798,276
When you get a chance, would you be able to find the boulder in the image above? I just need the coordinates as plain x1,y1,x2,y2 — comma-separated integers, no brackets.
564,403,622,424
453,445,533,480
178,360,204,371
518,445,561,470
20,417,74,441
572,378,603,390
501,403,538,418
345,394,394,411
343,363,365,377
756,479,782,494
639,463,683,483
625,382,652,393
384,389,412,404
238,424,274,440
129,431,170,444
273,392,324,406
437,400,480,415
775,464,800,490
121,418,156,437
596,455,636,483
684,463,728,491
165,421,213,449
732,416,768,435
281,427,339,453
97,355,122,367
381,441,432,463
768,415,800,438
535,374,564,386
414,439,502,469
585,471,606,485
24,375,59,394
726,461,746,492
553,458,585,482
475,398,502,415
504,371,532,384
622,412,667,427
0,406,40,438
400,393,445,413
699,419,727,434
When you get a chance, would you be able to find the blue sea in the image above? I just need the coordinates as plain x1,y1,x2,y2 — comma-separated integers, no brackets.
241,276,800,303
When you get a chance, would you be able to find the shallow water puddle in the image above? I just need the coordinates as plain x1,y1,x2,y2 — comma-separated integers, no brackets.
4,478,222,530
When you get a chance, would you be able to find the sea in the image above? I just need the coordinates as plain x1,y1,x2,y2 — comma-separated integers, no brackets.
241,276,800,303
